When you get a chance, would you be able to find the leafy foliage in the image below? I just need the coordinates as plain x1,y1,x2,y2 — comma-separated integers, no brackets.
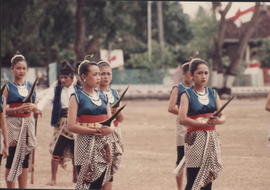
186,6,218,61
1,1,193,70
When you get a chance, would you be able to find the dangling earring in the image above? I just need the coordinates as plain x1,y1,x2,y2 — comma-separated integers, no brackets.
83,79,86,82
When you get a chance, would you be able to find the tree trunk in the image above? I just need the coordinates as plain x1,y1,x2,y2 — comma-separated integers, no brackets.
75,0,86,61
212,2,232,72
227,2,261,75
85,37,101,61
211,2,232,94
223,2,261,96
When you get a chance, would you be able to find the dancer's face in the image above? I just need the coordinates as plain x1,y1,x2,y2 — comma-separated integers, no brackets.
83,65,100,89
192,64,209,87
59,75,73,88
11,61,28,80
99,66,112,88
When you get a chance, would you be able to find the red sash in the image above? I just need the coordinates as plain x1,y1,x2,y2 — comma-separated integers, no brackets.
113,119,119,127
187,113,215,131
77,114,108,123
8,103,31,117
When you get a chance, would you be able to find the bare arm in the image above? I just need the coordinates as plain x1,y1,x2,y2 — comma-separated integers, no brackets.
266,92,270,112
168,87,179,115
178,93,209,127
1,98,9,157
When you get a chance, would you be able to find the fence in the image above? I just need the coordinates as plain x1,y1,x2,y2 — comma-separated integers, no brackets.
112,69,165,84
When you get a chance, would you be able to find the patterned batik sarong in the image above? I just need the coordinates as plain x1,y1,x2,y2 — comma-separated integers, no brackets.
75,131,116,190
49,117,74,169
6,116,37,181
185,130,222,190
110,126,124,173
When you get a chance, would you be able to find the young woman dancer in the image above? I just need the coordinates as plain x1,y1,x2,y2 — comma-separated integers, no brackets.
168,61,192,190
68,59,115,190
178,58,226,190
3,53,39,188
97,60,124,190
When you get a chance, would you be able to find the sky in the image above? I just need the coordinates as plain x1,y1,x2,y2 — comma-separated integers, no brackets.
180,2,270,19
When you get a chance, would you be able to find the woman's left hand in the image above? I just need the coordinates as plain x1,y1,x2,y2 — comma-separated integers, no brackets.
207,116,221,126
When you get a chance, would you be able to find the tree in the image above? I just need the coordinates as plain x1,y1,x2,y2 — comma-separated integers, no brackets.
208,2,262,96
211,2,232,95
1,1,193,71
75,0,86,61
1,0,48,66
223,2,261,95
186,6,218,60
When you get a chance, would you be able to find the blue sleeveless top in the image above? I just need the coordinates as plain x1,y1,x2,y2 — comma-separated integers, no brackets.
100,88,120,107
72,89,108,116
6,81,36,104
173,83,189,106
185,87,217,116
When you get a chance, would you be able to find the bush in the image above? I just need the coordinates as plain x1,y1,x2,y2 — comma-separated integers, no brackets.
125,40,177,69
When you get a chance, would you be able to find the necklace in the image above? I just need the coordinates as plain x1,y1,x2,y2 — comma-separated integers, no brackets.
193,88,209,105
103,89,115,104
15,82,28,97
82,90,102,106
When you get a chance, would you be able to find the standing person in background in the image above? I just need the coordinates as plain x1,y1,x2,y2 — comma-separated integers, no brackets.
168,61,192,190
37,61,80,186
178,58,226,190
264,92,270,145
68,59,115,190
97,60,124,190
3,53,39,188
0,85,9,170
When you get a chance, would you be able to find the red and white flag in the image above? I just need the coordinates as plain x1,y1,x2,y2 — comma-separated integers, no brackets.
100,49,124,69
228,6,255,27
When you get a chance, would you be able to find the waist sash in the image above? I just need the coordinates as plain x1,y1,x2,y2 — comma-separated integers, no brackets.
8,103,31,117
187,113,215,131
77,114,108,123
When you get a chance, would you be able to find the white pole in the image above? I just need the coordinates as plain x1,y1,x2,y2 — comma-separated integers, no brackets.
147,1,152,62
157,1,164,58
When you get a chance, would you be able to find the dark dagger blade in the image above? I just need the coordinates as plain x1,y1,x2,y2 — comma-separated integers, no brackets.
213,96,235,117
1,83,7,97
111,85,129,108
23,77,39,103
100,104,126,127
